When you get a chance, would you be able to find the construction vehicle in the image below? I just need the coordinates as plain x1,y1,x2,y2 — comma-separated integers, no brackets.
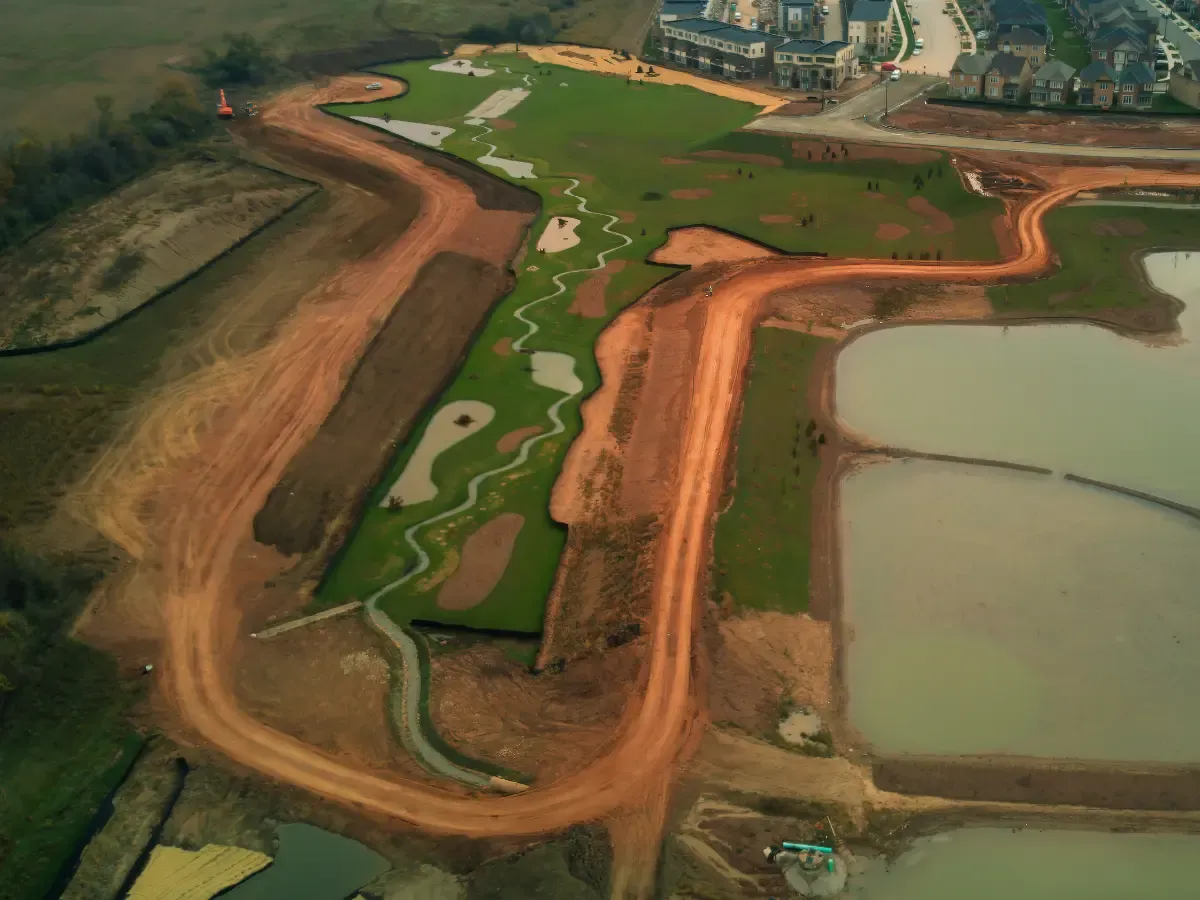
241,101,259,117
216,89,234,119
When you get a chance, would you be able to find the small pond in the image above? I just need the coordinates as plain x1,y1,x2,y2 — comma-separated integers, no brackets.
221,823,389,900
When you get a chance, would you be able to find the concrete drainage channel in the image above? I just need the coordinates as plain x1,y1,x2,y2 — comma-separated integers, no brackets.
355,158,633,791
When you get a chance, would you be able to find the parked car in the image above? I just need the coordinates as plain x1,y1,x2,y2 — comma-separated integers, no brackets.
751,16,758,27
913,47,922,55
734,10,742,20
913,16,920,24
822,3,830,12
365,82,383,90
890,70,901,80
915,37,924,47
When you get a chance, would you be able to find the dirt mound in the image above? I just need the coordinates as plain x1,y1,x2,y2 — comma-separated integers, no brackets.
1091,217,1148,237
490,118,517,129
568,259,627,317
759,214,794,224
875,223,910,240
908,196,955,234
436,513,525,610
650,227,776,267
689,150,784,167
791,140,939,164
669,188,713,200
493,336,513,355
497,425,543,453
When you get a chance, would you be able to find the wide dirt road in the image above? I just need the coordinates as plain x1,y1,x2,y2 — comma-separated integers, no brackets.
98,76,1200,894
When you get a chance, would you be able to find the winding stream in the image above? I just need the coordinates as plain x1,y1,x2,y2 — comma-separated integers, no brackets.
362,129,632,786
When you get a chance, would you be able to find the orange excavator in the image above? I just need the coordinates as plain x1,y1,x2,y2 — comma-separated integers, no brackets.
216,89,234,119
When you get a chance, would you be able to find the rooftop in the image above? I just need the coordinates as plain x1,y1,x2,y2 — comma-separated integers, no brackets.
988,51,1028,77
952,51,995,75
1118,60,1156,83
997,26,1046,45
849,0,892,21
666,17,782,45
1033,59,1077,80
777,39,852,53
1079,59,1117,81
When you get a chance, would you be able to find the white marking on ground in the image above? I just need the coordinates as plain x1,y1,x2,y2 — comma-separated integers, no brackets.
478,150,537,179
253,601,363,639
431,59,493,76
350,117,454,147
467,87,530,118
464,117,485,125
381,400,495,508
530,351,584,394
536,216,581,251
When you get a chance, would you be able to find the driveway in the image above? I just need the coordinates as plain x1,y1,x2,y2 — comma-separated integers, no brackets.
906,0,966,75
822,0,846,42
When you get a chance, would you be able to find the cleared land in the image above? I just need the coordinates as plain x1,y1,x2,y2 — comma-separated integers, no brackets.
0,159,314,351
318,55,1003,634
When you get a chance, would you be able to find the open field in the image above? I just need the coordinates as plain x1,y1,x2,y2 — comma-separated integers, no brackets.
988,204,1200,314
0,159,314,352
713,329,827,615
318,55,1003,634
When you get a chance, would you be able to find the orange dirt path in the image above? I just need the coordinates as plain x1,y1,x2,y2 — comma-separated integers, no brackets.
122,80,1200,861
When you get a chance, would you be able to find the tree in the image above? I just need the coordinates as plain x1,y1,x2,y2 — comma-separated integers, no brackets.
198,32,278,87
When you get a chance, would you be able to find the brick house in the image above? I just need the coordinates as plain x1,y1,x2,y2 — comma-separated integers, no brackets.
1114,60,1156,107
994,26,1047,66
1030,59,1076,104
983,51,1032,100
775,39,859,89
1076,59,1117,105
661,18,784,79
1169,58,1200,109
847,0,894,57
949,51,994,97
1090,26,1150,71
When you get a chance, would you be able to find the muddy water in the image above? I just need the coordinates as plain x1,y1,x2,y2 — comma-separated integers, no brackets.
837,252,1200,505
847,827,1200,898
841,459,1200,759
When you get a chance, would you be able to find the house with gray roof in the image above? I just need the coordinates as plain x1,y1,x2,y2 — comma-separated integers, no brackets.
847,0,894,57
1077,58,1118,105
1030,59,1076,105
1090,24,1151,71
775,39,859,89
983,50,1033,100
778,0,820,39
661,17,785,78
949,51,996,97
1169,57,1200,109
658,0,708,28
1114,60,1156,106
993,26,1048,67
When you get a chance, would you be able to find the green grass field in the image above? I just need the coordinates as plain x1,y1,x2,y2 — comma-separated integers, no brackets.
1033,0,1089,71
988,205,1200,312
712,329,828,614
320,56,1001,633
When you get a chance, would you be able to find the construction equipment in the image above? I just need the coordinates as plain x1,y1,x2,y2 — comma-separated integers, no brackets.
241,101,259,117
216,89,234,119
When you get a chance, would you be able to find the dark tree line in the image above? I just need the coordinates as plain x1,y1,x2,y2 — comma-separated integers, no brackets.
464,11,556,45
194,32,280,87
0,79,211,254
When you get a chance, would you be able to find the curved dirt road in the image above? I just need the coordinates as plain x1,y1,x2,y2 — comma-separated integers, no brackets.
99,77,1200,875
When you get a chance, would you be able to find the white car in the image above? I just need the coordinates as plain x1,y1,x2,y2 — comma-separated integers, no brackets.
913,48,923,55
890,70,901,80
365,82,383,90
915,37,924,47
822,3,830,12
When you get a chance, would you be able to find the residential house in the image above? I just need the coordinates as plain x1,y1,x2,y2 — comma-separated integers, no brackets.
661,18,785,78
1090,25,1150,71
1076,59,1118,105
1169,57,1200,108
847,0,894,57
774,39,859,89
1030,59,1076,104
778,0,820,38
949,51,995,96
982,51,1033,99
994,26,1047,66
1114,60,1156,106
988,0,1049,39
658,0,708,29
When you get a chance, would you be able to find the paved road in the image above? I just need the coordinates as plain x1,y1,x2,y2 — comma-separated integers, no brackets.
823,0,846,42
907,0,964,75
748,80,1200,159
1131,0,1200,63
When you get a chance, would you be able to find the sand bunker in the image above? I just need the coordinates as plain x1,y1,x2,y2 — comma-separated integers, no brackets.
436,513,525,610
568,259,626,317
875,223,910,240
536,216,581,252
431,59,493,76
467,88,530,118
689,149,784,167
1091,217,1149,236
128,845,271,899
380,400,494,508
650,226,776,267
778,709,825,744
531,351,583,394
908,196,955,235
478,148,536,179
350,117,454,147
760,214,794,224
670,188,712,200
497,425,544,453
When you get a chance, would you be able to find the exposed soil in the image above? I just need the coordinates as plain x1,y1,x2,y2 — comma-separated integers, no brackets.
436,513,525,610
875,223,910,240
863,191,888,200
992,214,1018,257
252,249,525,558
907,196,955,235
615,210,637,223
650,227,777,267
1091,217,1149,237
568,259,627,318
889,102,1200,150
489,118,517,130
661,157,694,165
759,214,794,224
707,173,735,180
493,336,513,355
670,188,713,200
497,425,543,453
790,140,940,164
688,150,784,168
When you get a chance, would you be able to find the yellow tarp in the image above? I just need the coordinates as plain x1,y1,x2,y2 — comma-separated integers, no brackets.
127,844,271,900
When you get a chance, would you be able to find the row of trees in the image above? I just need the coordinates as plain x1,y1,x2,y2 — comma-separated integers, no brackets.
0,79,212,254
464,12,556,45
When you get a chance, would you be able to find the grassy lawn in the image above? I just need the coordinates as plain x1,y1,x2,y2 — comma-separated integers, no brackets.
320,56,1001,632
1032,0,1088,70
713,329,828,614
989,205,1200,312
896,0,917,61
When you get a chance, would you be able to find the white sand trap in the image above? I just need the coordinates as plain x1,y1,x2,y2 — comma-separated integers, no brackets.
536,216,581,252
380,401,494,508
778,709,825,744
478,150,536,179
431,59,494,76
530,351,583,394
467,88,530,118
464,117,485,125
350,117,454,147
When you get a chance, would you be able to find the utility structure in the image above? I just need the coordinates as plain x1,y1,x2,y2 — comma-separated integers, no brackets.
216,89,234,119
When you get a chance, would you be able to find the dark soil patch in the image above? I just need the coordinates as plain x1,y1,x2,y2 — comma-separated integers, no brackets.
489,118,517,130
1091,217,1149,237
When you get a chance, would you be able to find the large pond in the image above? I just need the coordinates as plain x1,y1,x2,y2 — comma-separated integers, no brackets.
222,823,389,900
837,252,1200,760
846,827,1200,898
837,252,1200,506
